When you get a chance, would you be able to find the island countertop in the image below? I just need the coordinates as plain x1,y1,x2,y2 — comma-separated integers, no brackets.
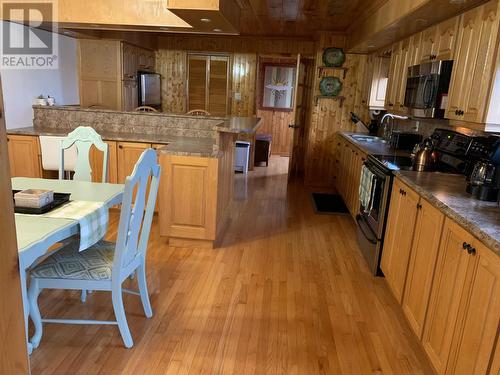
395,171,500,254
7,126,222,158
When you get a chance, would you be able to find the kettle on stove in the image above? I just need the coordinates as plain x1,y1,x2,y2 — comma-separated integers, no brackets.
412,138,437,172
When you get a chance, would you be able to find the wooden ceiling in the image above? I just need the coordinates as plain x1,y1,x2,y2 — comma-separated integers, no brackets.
236,0,388,37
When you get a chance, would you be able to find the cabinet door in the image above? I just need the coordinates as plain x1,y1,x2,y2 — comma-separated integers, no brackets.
420,26,438,62
89,141,117,183
7,135,42,178
385,43,402,109
381,179,420,302
446,242,500,375
463,0,500,123
369,55,390,109
446,6,483,121
117,142,152,183
394,38,411,113
146,50,155,71
408,33,423,66
402,198,445,339
435,17,459,60
422,218,476,375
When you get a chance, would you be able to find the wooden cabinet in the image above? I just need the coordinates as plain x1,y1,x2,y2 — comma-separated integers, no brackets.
420,26,438,62
402,198,444,339
78,39,122,110
368,54,390,109
408,33,423,66
117,142,152,183
380,179,420,302
89,141,118,183
393,38,411,114
446,1,500,123
122,80,139,112
335,137,367,218
79,39,156,111
435,17,459,61
385,42,402,110
7,135,42,178
422,219,476,374
446,241,500,375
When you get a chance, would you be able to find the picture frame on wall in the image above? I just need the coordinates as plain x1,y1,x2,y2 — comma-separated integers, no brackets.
259,63,296,111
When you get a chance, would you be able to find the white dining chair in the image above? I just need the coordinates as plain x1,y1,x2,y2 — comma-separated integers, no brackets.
39,136,77,174
59,126,109,183
27,148,161,349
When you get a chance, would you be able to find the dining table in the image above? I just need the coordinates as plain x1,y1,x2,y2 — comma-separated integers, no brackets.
13,177,124,354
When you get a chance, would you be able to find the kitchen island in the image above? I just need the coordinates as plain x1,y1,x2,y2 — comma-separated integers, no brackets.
7,105,262,247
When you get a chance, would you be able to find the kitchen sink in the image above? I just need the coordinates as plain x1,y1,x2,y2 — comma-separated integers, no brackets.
349,134,387,143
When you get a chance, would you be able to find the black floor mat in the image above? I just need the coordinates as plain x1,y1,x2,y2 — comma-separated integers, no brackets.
311,193,350,215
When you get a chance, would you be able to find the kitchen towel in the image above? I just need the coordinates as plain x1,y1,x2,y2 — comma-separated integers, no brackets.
359,165,375,211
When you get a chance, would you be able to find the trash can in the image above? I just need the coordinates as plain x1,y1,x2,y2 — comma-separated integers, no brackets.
235,141,251,174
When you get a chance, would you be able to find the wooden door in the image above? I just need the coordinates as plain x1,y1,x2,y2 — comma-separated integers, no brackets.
7,135,42,178
385,42,402,109
394,38,411,113
435,17,460,60
289,56,313,179
463,0,500,123
422,218,476,375
208,56,229,116
380,179,420,302
446,6,482,121
188,55,209,112
0,77,30,374
402,198,445,339
445,242,500,375
420,26,438,62
89,141,118,183
117,142,152,183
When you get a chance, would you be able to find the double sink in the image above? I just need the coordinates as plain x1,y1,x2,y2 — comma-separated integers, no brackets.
349,134,387,144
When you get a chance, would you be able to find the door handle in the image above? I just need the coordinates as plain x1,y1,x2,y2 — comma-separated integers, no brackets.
288,124,300,129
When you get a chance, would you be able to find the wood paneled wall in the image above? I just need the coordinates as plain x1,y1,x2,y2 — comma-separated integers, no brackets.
230,53,257,116
156,50,187,113
304,34,370,188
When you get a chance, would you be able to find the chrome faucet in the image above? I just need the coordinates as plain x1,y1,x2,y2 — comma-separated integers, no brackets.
380,113,409,140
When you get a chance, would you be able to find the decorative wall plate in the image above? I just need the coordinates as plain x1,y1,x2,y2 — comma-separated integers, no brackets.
322,47,346,67
319,77,343,96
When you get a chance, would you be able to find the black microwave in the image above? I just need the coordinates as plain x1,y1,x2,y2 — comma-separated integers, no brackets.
404,60,453,119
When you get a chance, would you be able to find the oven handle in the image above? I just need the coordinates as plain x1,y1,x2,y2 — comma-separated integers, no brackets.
356,214,378,245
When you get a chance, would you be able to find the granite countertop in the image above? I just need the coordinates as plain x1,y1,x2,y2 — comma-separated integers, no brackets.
218,117,263,134
7,126,220,158
395,171,500,254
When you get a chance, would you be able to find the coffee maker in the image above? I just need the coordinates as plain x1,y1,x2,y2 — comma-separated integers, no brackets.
465,136,500,202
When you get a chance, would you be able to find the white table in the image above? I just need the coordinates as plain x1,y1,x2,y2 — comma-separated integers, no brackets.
13,178,124,353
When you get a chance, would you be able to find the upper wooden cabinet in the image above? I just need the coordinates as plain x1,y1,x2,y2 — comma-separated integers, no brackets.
394,38,412,113
446,0,500,123
420,17,459,63
385,42,402,110
7,135,42,178
380,179,420,302
368,54,390,109
78,39,156,111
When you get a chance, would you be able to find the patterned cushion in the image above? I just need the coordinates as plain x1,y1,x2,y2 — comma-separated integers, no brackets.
30,240,116,281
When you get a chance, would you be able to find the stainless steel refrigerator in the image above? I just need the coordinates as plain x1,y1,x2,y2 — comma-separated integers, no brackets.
138,72,161,110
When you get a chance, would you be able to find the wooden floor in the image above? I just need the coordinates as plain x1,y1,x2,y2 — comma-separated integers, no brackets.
30,156,434,375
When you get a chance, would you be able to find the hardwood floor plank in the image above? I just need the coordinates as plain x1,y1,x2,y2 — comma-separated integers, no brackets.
29,156,435,375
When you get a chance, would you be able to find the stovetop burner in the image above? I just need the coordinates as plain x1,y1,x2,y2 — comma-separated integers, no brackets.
370,154,414,171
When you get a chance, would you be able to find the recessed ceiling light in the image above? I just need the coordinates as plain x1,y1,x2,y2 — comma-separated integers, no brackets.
368,45,376,49
160,27,169,30
63,31,72,35
90,24,100,27
213,28,222,32
200,18,211,23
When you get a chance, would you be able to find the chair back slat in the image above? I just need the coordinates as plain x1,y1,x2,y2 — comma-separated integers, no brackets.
60,126,108,182
113,149,161,275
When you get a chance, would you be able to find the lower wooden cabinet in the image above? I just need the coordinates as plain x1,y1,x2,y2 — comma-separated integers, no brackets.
380,179,420,302
422,219,476,375
89,141,118,183
7,135,42,178
446,241,500,374
402,198,444,339
117,142,152,183
335,136,367,217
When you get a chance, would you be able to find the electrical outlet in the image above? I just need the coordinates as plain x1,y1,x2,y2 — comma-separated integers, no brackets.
234,92,242,101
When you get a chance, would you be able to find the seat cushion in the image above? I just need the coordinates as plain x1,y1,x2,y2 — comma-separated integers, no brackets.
30,240,116,281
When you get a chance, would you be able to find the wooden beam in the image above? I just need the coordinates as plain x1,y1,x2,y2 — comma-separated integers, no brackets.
0,79,30,373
